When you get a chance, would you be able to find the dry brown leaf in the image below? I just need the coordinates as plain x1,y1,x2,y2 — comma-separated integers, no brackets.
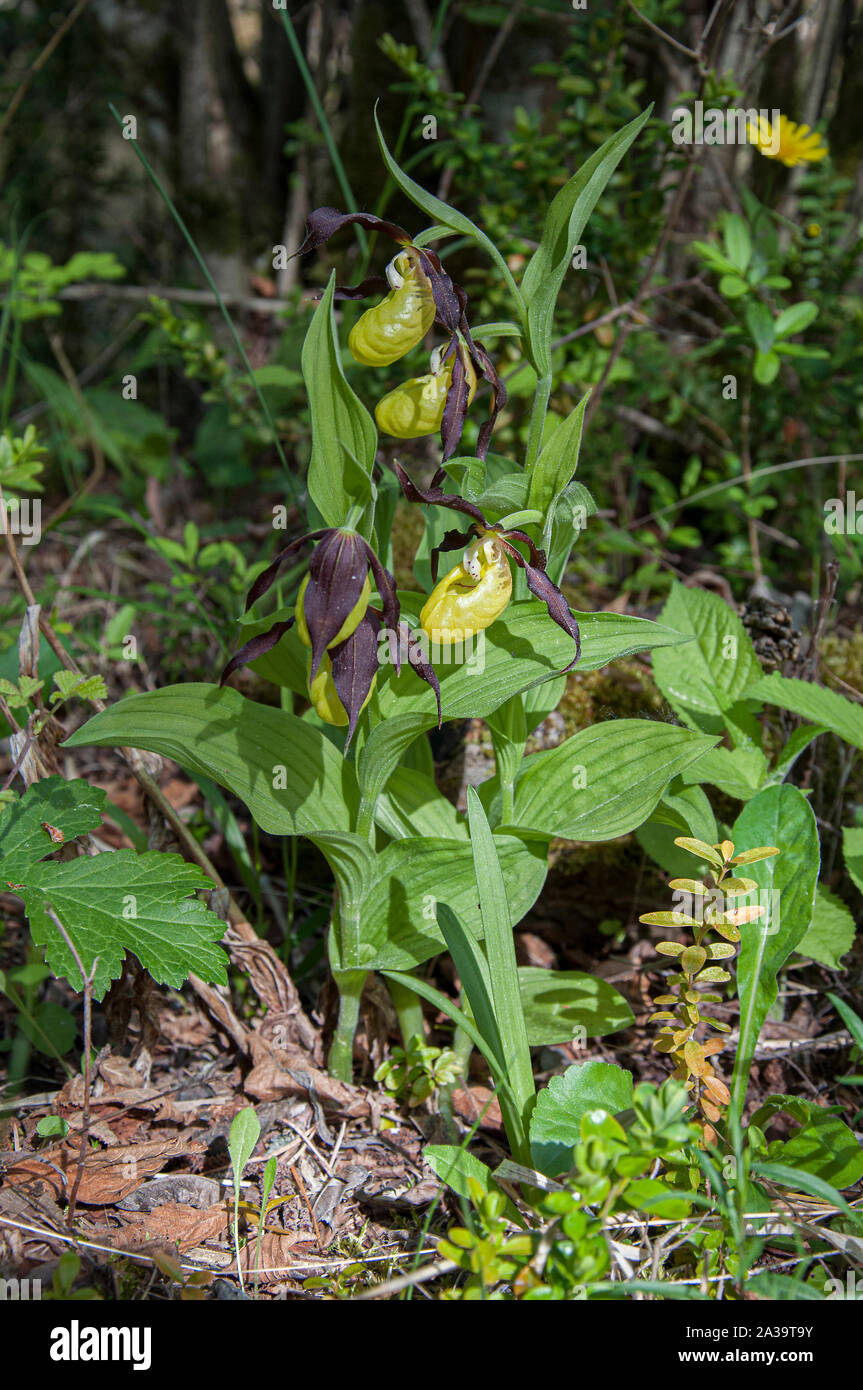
3,1135,203,1205
244,1035,368,1116
451,1086,504,1132
116,1201,228,1252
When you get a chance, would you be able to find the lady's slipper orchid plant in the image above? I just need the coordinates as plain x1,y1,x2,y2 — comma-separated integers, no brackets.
394,463,582,670
292,207,505,460
221,526,442,743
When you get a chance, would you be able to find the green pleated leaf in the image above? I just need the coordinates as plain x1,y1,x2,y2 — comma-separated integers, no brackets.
64,684,360,834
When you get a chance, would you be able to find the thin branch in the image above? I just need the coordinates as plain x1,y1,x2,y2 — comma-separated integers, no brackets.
41,904,97,1229
0,0,93,144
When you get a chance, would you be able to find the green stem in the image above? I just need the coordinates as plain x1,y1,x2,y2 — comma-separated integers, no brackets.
328,970,367,1082
525,371,552,473
388,975,426,1048
500,779,515,825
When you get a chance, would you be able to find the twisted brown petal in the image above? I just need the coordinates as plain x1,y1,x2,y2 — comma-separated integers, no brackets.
219,619,295,687
293,207,411,260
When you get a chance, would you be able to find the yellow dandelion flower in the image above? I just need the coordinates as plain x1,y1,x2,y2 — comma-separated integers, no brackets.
747,113,828,168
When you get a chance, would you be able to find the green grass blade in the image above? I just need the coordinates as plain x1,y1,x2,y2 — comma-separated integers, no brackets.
466,788,535,1158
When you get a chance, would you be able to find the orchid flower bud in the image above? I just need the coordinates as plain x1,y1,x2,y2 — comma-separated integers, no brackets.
295,571,371,650
420,532,512,643
308,652,376,728
375,344,477,440
348,251,436,367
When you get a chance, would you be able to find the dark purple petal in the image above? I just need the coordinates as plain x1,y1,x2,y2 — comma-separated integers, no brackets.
431,525,474,583
329,611,382,749
292,207,411,260
245,531,326,612
391,461,488,531
329,276,389,302
468,339,507,461
499,531,547,571
400,621,442,728
360,541,401,674
220,619,295,687
521,565,582,672
305,531,373,682
416,249,462,334
440,343,471,462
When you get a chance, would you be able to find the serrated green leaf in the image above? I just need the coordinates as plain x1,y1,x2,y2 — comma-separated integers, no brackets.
0,776,106,881
796,885,855,970
23,849,229,997
744,672,863,752
844,827,863,896
651,582,762,733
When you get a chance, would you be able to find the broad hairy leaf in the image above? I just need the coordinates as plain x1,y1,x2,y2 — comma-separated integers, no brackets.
373,766,468,841
64,684,360,834
530,1060,634,1177
844,827,863,896
507,720,717,841
730,785,820,1117
357,711,438,815
302,272,377,531
651,581,762,733
0,776,106,881
23,849,229,997
679,743,767,801
744,672,863,752
520,107,652,374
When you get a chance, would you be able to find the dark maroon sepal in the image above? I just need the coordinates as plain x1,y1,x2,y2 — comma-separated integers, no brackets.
391,461,488,531
245,531,326,612
522,565,582,671
305,531,375,682
219,619,295,687
293,207,411,260
401,621,442,728
329,610,382,749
